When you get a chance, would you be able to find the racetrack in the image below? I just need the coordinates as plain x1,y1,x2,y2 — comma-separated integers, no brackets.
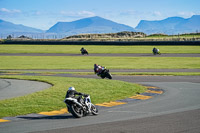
0,53,200,133
0,74,200,133
0,79,52,100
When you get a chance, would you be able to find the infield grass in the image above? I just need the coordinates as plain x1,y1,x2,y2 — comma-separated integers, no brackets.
0,56,199,69
0,75,145,118
0,45,199,53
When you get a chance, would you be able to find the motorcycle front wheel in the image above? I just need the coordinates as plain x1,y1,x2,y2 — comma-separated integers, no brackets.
106,72,112,79
91,104,98,115
70,104,84,118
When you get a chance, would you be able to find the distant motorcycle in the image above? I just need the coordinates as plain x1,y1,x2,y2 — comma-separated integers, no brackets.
80,48,88,55
152,48,161,55
64,95,98,118
99,68,112,79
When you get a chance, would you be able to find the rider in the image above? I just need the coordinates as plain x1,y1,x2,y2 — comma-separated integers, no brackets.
80,47,86,52
65,87,88,99
152,47,158,54
65,87,91,112
94,64,105,76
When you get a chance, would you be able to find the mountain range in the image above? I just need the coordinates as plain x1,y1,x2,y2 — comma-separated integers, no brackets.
0,15,200,38
135,15,200,34
46,16,135,34
0,19,43,34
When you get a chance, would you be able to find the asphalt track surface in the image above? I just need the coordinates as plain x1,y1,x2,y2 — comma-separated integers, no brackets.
0,79,52,100
0,53,200,133
1,68,200,73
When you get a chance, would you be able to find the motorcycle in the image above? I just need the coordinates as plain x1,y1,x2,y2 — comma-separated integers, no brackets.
99,68,112,79
64,95,98,118
152,48,161,55
80,49,89,55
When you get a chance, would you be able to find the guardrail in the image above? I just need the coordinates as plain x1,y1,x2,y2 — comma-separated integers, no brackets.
1,40,200,45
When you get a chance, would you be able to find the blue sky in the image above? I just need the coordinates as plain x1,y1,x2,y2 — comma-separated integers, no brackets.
0,0,200,30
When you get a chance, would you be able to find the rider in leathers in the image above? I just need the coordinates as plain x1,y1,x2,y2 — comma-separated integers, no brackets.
80,47,86,52
152,47,157,54
94,64,105,76
65,87,91,112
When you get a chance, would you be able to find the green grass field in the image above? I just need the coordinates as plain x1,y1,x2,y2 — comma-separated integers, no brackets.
0,45,200,53
0,56,199,69
0,75,145,118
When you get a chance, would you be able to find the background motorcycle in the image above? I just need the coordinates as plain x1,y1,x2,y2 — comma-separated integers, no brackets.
152,49,161,55
64,95,98,118
81,49,89,55
99,69,112,79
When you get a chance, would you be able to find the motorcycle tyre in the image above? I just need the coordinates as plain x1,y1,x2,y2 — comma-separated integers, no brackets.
101,76,105,79
70,104,83,118
100,74,105,79
67,106,71,113
106,73,112,79
91,104,98,115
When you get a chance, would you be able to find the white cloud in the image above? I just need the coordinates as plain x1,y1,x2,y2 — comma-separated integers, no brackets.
0,8,21,13
78,11,95,17
153,11,162,16
1,8,10,12
119,10,136,16
12,9,21,13
60,10,95,17
178,11,196,18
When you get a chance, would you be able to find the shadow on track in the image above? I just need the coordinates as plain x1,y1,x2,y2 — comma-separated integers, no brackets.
18,115,74,120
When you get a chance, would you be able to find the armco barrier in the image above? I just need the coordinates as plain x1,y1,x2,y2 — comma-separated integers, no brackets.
1,40,200,45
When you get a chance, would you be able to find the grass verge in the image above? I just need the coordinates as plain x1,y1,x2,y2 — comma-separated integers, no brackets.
0,56,200,69
0,45,200,53
0,75,146,118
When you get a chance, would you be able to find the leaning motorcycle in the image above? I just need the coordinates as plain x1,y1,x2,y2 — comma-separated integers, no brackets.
99,69,112,79
81,49,89,55
64,95,98,118
153,50,161,55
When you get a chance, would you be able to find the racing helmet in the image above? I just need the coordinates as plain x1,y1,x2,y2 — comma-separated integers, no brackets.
68,87,75,91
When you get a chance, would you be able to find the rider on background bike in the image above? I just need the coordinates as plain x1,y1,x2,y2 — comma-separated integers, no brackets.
80,47,86,52
152,47,160,55
152,47,157,53
94,64,105,76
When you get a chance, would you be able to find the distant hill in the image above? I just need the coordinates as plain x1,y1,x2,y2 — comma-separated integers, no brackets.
135,15,200,35
0,19,44,34
63,31,146,41
1,15,200,39
46,16,135,34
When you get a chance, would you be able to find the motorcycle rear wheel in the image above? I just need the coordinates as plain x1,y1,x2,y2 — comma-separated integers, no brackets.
70,104,84,118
